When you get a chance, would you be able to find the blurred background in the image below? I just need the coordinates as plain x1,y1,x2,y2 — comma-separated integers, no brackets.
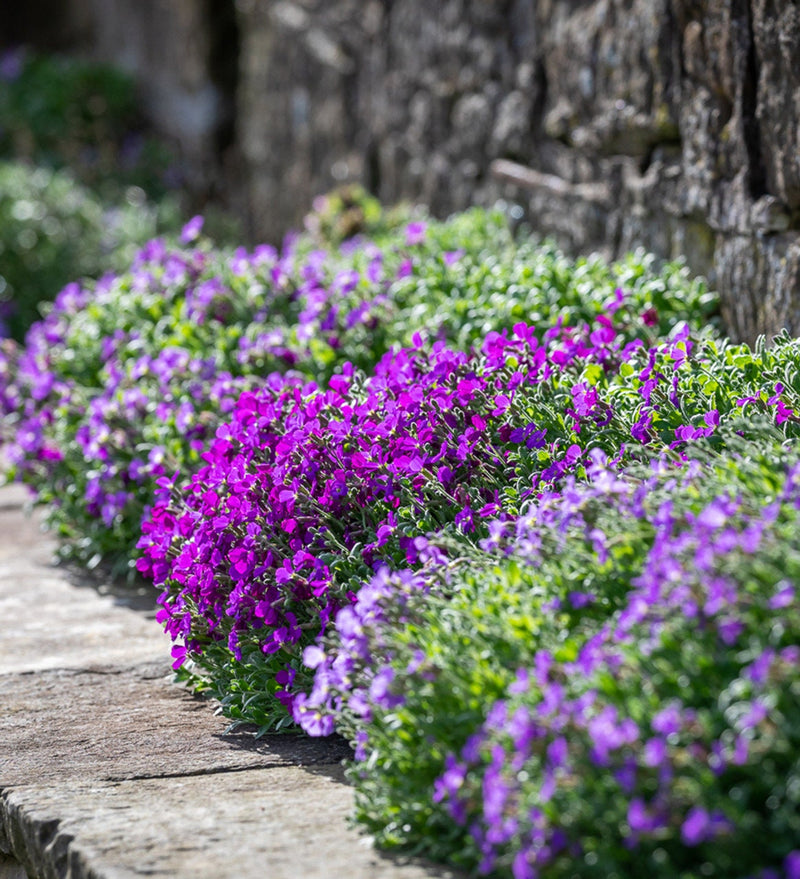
1,0,799,343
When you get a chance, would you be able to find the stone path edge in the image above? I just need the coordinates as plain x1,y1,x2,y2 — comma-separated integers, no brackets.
0,486,460,879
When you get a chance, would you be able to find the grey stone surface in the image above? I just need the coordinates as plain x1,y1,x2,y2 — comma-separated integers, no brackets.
0,486,167,676
0,664,351,788
0,853,27,879
229,0,800,342
2,767,454,879
0,486,457,878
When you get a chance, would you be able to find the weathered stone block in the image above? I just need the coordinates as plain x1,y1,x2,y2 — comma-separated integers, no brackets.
752,0,800,208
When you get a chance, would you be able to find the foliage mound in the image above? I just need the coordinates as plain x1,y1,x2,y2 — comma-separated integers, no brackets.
305,436,800,878
3,197,800,877
137,276,799,875
0,209,711,572
141,315,794,718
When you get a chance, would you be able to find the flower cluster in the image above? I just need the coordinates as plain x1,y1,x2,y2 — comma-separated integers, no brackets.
437,456,800,878
139,321,611,721
6,196,800,876
1,209,713,571
305,441,800,877
0,220,398,566
296,447,658,742
146,308,800,731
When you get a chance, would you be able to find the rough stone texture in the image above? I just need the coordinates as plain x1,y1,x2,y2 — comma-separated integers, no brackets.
12,1,800,339
0,854,26,879
231,0,800,343
2,767,456,879
0,486,458,879
0,664,351,787
234,0,538,240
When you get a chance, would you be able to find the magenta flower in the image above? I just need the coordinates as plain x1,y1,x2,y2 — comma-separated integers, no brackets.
404,221,427,246
179,215,204,244
785,851,800,879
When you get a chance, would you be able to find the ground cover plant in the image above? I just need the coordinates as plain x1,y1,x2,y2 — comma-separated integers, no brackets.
2,197,799,877
140,311,800,727
0,208,710,574
138,295,800,875
303,435,800,878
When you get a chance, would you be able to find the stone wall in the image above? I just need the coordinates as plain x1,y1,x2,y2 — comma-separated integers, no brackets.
233,0,800,343
9,0,800,343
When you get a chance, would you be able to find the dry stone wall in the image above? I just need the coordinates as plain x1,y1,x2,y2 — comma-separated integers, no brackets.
232,0,800,343
13,0,800,343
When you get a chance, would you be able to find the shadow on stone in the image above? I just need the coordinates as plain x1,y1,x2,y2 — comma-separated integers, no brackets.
61,561,159,615
214,725,353,773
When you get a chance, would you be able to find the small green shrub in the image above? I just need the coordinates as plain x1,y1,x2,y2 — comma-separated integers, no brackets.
0,49,190,340
0,160,172,340
301,184,408,246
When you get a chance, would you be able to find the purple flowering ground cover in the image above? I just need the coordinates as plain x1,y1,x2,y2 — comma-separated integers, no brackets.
143,314,800,726
309,440,800,878
141,309,800,875
0,206,710,574
2,204,799,877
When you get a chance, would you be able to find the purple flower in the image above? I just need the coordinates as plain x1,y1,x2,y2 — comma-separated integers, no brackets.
433,755,466,803
769,581,795,610
180,215,205,244
631,410,653,443
651,704,682,736
546,736,568,769
170,643,187,670
293,693,335,736
642,736,668,767
627,798,656,834
369,667,404,709
784,851,800,879
302,645,327,669
681,806,711,846
455,505,475,533
405,221,427,246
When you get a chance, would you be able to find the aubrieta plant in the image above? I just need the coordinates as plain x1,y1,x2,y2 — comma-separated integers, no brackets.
303,436,800,879
142,309,800,729
5,196,800,877
137,321,603,723
0,207,712,573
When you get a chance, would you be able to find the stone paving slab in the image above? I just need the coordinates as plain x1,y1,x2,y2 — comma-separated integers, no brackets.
0,485,166,676
0,663,351,787
0,486,459,879
2,767,450,879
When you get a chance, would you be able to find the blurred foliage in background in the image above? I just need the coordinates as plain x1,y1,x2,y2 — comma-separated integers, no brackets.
0,47,178,199
0,162,172,339
0,47,186,341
